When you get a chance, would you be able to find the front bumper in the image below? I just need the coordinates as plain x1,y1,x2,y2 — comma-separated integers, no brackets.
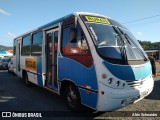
96,75,154,111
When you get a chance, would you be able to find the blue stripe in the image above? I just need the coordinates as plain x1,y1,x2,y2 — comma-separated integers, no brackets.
58,57,98,109
79,88,97,109
58,57,98,90
37,57,43,87
103,61,152,81
38,14,74,30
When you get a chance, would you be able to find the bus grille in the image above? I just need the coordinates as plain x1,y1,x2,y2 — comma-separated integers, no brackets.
126,79,145,88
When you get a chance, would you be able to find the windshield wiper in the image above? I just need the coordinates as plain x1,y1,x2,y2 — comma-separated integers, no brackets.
116,27,141,60
88,27,98,45
112,26,127,62
120,30,148,61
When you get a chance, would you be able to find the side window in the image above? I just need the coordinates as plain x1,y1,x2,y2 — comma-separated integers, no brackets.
13,40,16,56
77,24,89,52
21,34,31,55
61,23,89,55
62,25,75,54
31,31,42,55
54,31,58,51
22,35,31,46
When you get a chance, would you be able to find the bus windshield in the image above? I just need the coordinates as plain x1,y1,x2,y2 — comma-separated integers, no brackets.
87,23,117,47
80,15,147,62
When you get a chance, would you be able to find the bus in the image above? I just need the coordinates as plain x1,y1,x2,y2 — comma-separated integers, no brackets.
13,12,154,111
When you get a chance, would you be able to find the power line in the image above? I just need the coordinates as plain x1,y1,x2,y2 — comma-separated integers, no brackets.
125,20,160,28
122,14,160,24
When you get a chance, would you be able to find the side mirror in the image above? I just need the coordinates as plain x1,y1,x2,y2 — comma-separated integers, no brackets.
69,28,77,43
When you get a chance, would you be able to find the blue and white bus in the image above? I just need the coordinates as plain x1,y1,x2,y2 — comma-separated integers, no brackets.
13,12,154,111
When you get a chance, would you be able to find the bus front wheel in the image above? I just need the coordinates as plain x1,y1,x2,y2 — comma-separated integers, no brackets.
65,84,81,111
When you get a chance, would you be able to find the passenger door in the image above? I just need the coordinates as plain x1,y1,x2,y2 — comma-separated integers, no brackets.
45,28,59,90
16,38,21,76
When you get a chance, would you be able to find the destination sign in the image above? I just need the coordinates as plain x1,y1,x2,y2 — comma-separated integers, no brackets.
25,58,37,71
82,15,110,24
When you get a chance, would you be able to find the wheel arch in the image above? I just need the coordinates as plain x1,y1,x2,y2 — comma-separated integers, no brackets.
22,69,27,79
60,79,81,100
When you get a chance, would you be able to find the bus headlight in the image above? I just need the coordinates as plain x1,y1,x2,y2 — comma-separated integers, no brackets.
108,78,113,84
116,81,120,87
100,77,126,89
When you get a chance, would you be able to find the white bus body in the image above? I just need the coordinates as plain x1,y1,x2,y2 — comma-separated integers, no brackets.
13,12,154,111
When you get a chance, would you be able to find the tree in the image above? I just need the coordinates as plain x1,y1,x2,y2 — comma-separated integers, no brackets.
139,40,152,49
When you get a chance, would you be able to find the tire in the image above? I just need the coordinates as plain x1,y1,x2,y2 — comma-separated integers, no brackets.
65,84,81,111
8,69,10,73
23,72,31,86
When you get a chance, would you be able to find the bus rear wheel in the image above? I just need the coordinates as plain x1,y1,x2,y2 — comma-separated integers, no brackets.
65,84,81,111
23,72,31,86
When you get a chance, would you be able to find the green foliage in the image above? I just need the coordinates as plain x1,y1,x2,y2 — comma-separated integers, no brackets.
139,40,160,50
0,41,160,51
152,42,160,49
0,45,13,51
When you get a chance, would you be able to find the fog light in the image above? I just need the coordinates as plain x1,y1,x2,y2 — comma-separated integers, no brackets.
102,73,107,79
101,91,104,95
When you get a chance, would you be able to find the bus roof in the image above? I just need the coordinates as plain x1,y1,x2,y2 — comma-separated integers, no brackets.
14,12,109,40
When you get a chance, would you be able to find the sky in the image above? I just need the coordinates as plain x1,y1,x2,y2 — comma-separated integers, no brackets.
0,0,160,46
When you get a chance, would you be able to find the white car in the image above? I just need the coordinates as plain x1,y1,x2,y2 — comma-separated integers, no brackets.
8,59,13,73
